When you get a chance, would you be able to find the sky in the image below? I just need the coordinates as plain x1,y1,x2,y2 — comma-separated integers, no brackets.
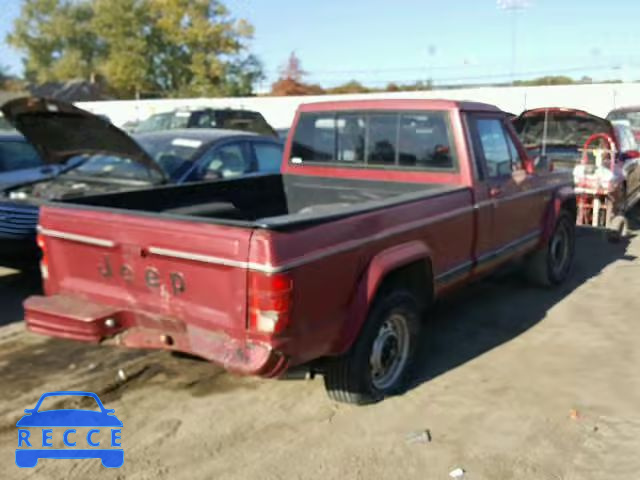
3,0,640,89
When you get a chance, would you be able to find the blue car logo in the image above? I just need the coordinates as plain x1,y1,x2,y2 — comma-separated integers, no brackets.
16,391,123,468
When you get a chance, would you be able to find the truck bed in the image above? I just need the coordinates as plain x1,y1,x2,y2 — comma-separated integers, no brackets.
61,174,464,231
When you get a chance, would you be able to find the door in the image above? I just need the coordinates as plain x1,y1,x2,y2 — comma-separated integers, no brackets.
468,115,548,264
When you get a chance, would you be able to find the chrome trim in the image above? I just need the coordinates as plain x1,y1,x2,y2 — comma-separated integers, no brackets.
434,260,473,282
476,229,540,264
147,246,277,272
434,229,541,285
474,199,494,209
38,227,116,248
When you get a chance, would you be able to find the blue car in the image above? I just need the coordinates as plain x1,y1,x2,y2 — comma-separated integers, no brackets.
0,97,283,268
16,391,123,468
0,131,65,188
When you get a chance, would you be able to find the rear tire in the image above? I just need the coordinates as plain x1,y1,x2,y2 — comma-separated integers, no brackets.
525,210,575,287
323,290,421,405
607,215,627,243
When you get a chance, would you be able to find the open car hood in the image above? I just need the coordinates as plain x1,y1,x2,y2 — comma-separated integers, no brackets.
1,97,165,179
513,108,614,149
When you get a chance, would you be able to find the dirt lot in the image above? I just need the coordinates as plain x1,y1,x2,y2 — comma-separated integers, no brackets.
1,217,640,480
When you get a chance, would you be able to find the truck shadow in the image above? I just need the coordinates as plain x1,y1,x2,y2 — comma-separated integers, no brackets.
0,268,42,327
409,222,637,391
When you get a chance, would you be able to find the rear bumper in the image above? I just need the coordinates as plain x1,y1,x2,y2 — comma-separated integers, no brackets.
24,295,288,377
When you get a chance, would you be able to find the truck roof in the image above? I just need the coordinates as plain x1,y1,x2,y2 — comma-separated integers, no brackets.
297,98,502,113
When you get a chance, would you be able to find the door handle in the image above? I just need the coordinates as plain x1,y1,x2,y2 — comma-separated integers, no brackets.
489,186,502,198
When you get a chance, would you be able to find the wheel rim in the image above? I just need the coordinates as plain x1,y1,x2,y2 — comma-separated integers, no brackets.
369,312,410,390
550,220,571,278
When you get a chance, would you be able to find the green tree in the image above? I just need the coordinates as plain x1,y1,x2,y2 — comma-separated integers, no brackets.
92,0,154,98
146,0,257,97
7,0,100,83
7,0,262,98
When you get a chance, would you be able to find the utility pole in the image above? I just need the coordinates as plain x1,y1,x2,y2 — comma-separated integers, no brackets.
427,44,437,90
497,0,531,84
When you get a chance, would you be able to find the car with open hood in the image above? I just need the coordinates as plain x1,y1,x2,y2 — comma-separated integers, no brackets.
512,107,640,211
606,106,640,142
0,97,283,268
0,131,66,189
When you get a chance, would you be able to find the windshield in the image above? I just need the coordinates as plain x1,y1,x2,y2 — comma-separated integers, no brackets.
134,134,205,178
66,154,162,183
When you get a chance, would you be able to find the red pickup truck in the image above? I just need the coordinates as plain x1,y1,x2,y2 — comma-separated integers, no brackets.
24,99,575,404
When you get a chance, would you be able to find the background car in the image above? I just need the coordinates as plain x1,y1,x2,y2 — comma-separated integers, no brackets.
513,107,640,219
606,106,640,142
0,97,283,268
134,107,278,138
0,131,48,188
276,128,290,140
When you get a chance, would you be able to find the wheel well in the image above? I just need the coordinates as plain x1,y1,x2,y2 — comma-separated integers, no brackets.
377,259,434,312
561,197,577,221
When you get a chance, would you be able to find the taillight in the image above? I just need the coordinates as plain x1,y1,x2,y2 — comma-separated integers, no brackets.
248,272,293,334
36,232,49,279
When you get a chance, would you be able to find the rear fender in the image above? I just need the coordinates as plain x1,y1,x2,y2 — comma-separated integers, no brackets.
541,186,576,243
332,241,433,354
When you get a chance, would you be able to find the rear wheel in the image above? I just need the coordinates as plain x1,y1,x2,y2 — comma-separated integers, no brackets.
323,290,421,405
607,215,628,243
525,210,575,287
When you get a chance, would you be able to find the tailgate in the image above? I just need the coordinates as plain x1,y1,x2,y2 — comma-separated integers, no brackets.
37,205,254,336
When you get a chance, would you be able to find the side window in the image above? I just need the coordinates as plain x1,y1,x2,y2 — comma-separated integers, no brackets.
199,143,249,180
504,131,522,170
399,113,454,169
367,114,398,166
337,114,366,163
473,118,513,178
253,142,283,172
193,111,216,128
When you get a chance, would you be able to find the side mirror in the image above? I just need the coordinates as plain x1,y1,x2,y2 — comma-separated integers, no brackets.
24,409,34,414
534,154,553,172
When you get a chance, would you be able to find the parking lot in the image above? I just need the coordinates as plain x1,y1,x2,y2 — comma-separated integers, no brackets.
1,213,639,479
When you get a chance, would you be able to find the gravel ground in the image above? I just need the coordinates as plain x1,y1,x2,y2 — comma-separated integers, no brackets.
1,214,639,479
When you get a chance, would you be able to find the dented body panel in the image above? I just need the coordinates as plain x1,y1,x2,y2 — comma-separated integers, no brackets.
25,99,574,377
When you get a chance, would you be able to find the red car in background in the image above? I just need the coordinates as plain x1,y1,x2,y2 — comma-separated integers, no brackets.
607,106,640,142
513,108,640,231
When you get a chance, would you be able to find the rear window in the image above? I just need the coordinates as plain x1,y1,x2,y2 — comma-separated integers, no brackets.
290,110,457,171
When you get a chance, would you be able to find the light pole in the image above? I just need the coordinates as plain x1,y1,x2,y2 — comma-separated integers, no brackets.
497,0,531,84
427,44,437,89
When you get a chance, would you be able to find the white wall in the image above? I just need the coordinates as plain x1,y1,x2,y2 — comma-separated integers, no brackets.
77,83,640,129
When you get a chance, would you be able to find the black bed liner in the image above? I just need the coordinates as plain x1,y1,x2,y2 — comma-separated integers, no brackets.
56,174,464,231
